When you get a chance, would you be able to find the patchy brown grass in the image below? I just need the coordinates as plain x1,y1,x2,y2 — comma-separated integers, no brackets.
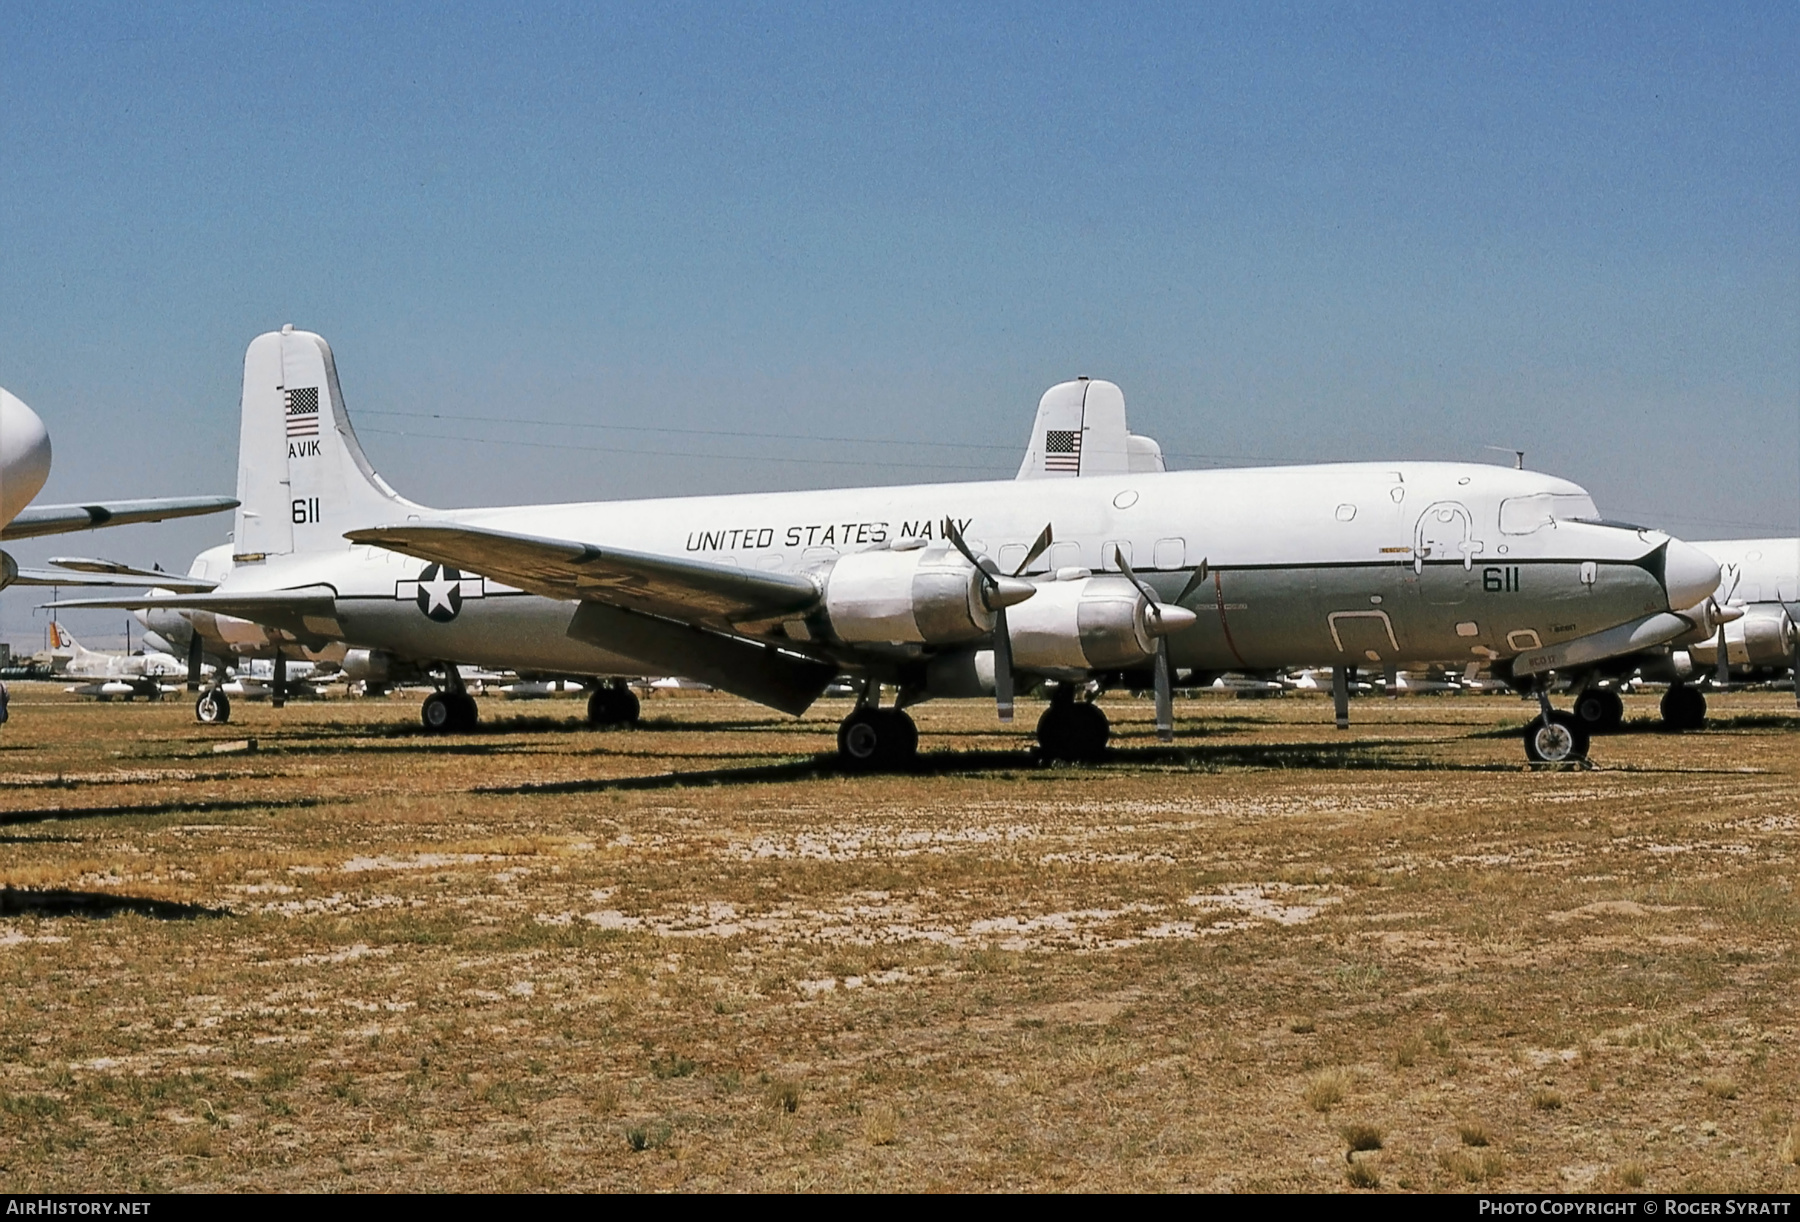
0,684,1797,1190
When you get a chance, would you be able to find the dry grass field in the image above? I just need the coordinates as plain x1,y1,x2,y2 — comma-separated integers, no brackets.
0,681,1796,1192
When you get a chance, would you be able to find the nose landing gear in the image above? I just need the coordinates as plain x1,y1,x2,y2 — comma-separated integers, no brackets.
1524,687,1589,764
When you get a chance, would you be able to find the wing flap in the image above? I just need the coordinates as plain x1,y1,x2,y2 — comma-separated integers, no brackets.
2,496,238,540
566,602,836,715
348,523,820,626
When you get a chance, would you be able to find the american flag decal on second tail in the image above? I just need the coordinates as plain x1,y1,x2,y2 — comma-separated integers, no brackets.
285,387,320,438
1043,428,1082,472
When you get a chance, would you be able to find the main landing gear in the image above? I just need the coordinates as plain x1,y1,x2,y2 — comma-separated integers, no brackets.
587,683,641,728
1523,687,1589,764
421,665,479,733
836,683,918,771
1037,684,1109,763
1660,683,1706,732
1572,688,1625,736
195,689,231,725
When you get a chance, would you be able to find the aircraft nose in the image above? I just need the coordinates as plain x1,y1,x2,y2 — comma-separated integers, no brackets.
0,387,54,526
1661,538,1722,612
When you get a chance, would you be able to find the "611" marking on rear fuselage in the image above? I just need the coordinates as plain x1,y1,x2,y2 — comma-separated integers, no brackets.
1482,566,1521,593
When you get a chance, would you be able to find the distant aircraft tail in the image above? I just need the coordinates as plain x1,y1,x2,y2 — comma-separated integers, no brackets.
1015,378,1165,480
233,327,427,560
48,621,91,659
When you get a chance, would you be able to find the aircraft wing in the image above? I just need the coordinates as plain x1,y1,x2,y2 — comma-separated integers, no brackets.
40,587,343,641
347,523,822,628
1,495,238,541
11,567,217,593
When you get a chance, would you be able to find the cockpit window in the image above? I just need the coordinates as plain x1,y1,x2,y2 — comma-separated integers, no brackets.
1498,493,1600,535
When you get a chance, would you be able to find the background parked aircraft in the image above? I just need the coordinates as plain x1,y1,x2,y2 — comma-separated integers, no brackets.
44,622,190,701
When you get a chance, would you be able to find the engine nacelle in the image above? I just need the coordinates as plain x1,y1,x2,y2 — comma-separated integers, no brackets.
1667,598,1744,649
342,648,394,686
1687,604,1798,669
0,551,15,591
823,547,1027,645
1008,574,1157,670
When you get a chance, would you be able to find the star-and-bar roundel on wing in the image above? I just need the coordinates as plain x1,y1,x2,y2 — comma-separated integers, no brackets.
347,523,822,629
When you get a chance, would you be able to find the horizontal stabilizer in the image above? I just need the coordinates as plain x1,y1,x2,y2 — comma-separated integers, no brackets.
2,496,239,541
41,586,343,642
566,602,836,715
348,523,821,627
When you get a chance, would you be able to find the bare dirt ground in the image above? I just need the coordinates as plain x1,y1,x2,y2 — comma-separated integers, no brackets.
0,682,1796,1192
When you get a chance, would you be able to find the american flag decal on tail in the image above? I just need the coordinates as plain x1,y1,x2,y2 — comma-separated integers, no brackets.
285,387,320,438
1043,428,1082,472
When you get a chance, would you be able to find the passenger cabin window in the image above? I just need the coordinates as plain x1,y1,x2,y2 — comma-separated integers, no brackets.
1499,493,1599,535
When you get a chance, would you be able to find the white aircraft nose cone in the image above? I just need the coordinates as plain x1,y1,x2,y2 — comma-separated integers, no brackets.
0,387,54,528
1662,538,1722,612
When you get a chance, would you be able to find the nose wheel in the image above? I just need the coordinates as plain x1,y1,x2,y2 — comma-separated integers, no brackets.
836,707,918,770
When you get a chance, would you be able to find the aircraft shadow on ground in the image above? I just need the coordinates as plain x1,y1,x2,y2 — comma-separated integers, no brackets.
0,885,226,920
474,739,1529,796
0,796,337,828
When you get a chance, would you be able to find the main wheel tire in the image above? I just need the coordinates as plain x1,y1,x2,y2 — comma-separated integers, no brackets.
875,708,918,765
422,692,458,733
837,708,885,769
587,686,641,727
195,691,231,725
1660,685,1706,731
1037,702,1110,762
1524,709,1589,763
452,692,480,732
1574,689,1624,735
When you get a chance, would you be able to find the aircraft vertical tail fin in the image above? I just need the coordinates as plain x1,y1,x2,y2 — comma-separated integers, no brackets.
234,327,428,561
1015,378,1165,479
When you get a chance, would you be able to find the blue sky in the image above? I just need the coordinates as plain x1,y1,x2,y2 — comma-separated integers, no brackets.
1,2,1794,647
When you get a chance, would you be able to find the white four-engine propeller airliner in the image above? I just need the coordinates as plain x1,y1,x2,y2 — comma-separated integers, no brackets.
52,327,1731,766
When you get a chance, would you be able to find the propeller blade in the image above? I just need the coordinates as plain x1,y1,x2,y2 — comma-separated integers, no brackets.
186,633,203,692
1175,561,1210,606
993,607,1014,722
1113,545,1164,630
1154,638,1173,742
1715,626,1730,691
942,518,988,579
1012,523,1055,577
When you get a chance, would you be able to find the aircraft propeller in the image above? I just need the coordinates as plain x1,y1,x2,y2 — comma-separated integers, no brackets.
943,520,1049,722
1112,546,1201,741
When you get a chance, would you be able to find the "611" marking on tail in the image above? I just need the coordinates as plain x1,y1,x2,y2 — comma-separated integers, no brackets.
291,497,321,524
